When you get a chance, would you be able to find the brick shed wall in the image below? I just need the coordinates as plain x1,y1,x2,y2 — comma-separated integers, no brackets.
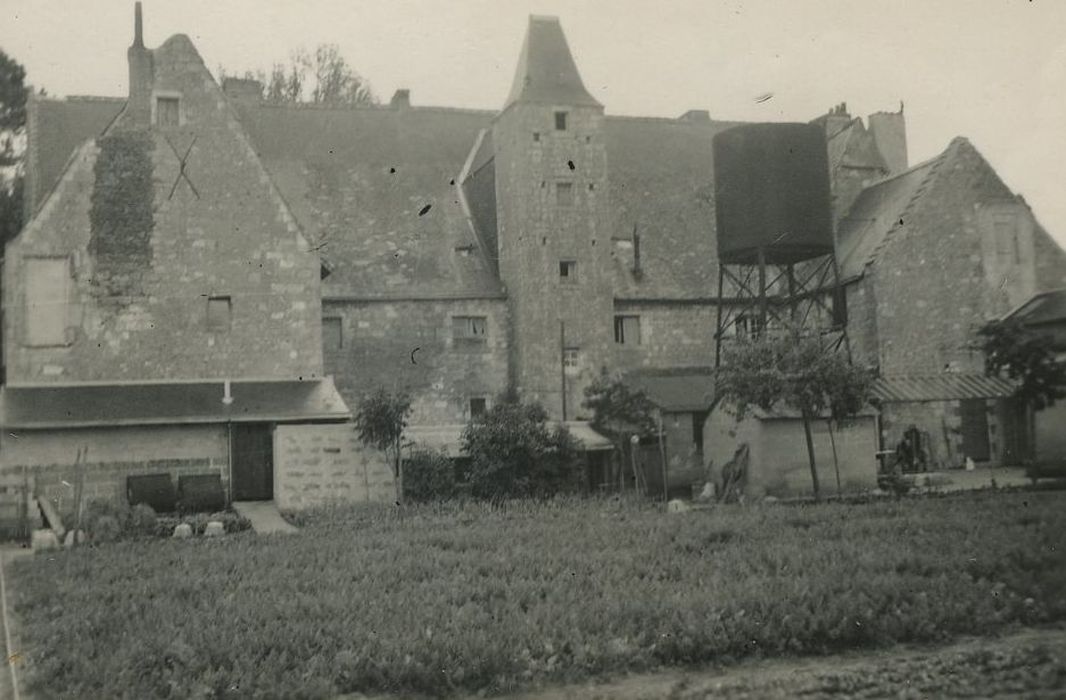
0,424,228,518
5,34,322,384
753,416,878,497
274,423,394,510
322,298,510,425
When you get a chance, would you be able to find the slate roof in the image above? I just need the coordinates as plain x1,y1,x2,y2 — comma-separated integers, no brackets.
835,145,949,280
0,378,350,429
605,116,740,298
24,95,124,222
623,367,717,412
504,16,601,109
231,101,504,299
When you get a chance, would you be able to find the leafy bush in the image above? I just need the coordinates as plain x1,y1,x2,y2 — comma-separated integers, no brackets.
10,491,1066,699
462,400,582,499
154,511,252,537
403,449,457,502
129,503,157,533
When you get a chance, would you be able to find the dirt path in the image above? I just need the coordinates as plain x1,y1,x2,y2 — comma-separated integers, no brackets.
503,625,1066,699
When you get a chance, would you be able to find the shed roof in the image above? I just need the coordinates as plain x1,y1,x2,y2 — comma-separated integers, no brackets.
1002,288,1066,326
0,378,350,430
623,368,717,412
871,374,1017,402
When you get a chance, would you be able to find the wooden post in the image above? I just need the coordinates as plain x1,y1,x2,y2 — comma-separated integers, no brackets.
657,413,668,503
827,419,842,496
559,320,567,422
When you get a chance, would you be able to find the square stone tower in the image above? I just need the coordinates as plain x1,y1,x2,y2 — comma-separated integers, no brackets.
491,16,615,418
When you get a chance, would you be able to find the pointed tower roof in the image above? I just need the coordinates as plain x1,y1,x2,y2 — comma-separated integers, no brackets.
504,16,601,109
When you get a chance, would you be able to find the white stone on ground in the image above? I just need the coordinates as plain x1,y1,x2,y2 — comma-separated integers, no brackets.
172,523,193,539
31,529,60,553
203,521,225,537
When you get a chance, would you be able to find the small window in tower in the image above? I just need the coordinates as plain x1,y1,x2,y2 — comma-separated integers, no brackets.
206,296,232,332
533,132,541,142
156,96,180,127
556,182,574,206
614,315,641,345
452,315,487,342
469,397,488,419
563,347,581,374
588,183,595,192
323,317,343,350
559,259,577,282
554,111,568,131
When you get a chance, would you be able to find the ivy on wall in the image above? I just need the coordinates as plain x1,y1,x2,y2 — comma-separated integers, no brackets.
89,131,155,297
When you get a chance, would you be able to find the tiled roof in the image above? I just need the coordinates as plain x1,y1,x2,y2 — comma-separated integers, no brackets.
623,367,717,412
835,146,949,280
25,96,124,216
871,374,1017,402
504,16,600,109
0,378,350,429
232,102,504,298
605,116,742,298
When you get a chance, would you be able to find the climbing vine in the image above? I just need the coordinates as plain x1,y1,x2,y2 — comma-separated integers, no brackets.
89,131,154,297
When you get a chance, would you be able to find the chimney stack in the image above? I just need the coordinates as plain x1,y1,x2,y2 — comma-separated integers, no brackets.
390,89,411,109
632,229,642,274
868,106,908,174
127,1,153,127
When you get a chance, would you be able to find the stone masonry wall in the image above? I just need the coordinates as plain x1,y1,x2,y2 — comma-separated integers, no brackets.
612,301,717,371
493,102,615,418
323,298,509,425
274,423,394,510
5,34,322,383
871,141,1036,376
0,424,228,520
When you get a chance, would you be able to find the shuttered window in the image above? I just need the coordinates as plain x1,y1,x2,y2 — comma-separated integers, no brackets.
25,258,70,346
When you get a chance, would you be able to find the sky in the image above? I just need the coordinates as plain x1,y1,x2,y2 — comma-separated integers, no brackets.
2,0,1065,246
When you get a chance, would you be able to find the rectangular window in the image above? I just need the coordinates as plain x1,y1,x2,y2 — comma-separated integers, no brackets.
323,317,343,350
563,347,580,373
735,313,764,339
156,96,180,127
692,411,707,457
559,259,577,282
206,296,232,332
452,315,487,341
556,182,574,206
613,315,641,345
554,111,568,131
469,397,488,419
24,257,69,346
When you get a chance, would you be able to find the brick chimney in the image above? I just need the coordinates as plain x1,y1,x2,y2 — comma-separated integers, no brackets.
868,104,908,174
126,2,154,127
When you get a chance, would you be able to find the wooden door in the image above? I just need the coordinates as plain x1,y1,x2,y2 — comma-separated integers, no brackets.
959,400,990,463
231,423,274,501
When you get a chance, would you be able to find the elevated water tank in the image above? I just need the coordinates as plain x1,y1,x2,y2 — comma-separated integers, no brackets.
713,122,833,265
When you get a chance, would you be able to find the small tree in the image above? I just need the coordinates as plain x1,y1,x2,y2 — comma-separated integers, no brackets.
355,389,412,503
717,335,873,500
462,399,581,500
583,369,658,491
978,318,1066,461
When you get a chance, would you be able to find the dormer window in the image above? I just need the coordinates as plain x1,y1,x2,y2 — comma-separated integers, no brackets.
554,111,568,131
155,96,180,127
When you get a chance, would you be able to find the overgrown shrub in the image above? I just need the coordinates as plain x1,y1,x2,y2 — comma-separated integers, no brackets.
462,400,582,499
129,503,157,533
403,449,457,502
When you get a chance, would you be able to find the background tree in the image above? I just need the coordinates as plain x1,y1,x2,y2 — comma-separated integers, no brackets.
461,399,581,500
355,389,412,503
716,335,873,500
222,44,376,106
978,318,1066,462
0,49,29,244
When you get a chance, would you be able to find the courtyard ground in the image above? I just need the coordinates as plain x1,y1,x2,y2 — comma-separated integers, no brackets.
6,489,1066,698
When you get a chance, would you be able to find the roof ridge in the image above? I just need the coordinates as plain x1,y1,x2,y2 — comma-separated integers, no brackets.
248,101,496,116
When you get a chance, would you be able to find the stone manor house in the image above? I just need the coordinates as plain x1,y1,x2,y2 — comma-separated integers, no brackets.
1,7,1064,513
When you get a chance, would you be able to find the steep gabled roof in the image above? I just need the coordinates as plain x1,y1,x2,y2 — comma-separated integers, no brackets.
504,15,601,109
24,95,125,218
232,101,503,299
835,144,950,280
